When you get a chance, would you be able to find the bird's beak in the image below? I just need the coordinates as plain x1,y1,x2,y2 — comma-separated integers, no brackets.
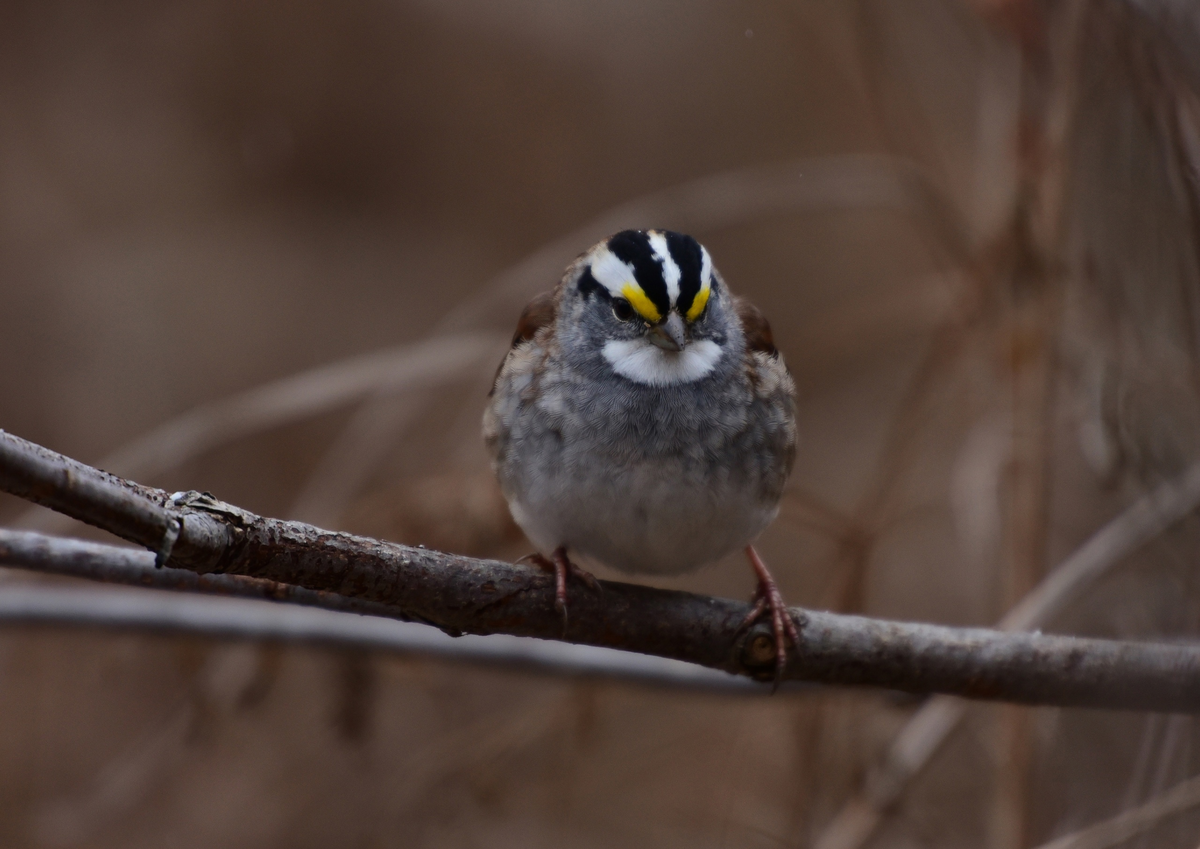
647,312,687,352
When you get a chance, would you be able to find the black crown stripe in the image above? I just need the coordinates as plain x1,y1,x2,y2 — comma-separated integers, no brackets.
607,230,670,317
665,231,704,317
577,267,611,302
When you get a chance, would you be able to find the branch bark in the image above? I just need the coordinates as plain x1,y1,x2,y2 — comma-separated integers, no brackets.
2,429,1200,710
0,529,776,691
0,529,416,620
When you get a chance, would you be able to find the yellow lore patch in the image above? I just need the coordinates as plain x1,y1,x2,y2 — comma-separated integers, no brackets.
686,285,710,322
620,283,662,323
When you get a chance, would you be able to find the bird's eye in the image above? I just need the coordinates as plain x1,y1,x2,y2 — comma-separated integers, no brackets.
612,298,635,322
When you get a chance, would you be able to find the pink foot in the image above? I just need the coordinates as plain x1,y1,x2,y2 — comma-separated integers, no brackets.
522,546,599,635
737,545,800,689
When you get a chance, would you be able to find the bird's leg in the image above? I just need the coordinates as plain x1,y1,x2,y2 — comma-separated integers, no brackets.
738,544,800,687
520,547,599,636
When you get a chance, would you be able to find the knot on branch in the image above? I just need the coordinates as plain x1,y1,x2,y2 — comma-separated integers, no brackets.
737,610,808,680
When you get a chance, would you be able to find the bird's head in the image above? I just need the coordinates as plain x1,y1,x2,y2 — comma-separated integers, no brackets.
560,229,737,386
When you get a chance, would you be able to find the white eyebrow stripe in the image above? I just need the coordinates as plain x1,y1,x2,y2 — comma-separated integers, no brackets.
647,231,681,306
588,246,636,297
699,246,713,292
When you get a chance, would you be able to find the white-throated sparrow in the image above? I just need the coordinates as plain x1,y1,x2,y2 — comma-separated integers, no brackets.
483,229,798,678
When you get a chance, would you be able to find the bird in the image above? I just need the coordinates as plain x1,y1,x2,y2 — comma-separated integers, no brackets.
482,229,798,679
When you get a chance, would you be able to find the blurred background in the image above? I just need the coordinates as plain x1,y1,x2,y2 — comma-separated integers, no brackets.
3,0,1200,846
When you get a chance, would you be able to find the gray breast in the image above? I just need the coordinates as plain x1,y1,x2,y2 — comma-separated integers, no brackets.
489,355,794,575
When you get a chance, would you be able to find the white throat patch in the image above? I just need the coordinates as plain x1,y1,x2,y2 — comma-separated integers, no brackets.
602,338,723,386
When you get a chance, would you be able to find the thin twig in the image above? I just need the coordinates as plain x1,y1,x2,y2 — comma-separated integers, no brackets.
286,388,432,525
13,332,506,531
2,430,1200,709
812,460,1200,849
1032,770,1200,849
435,154,973,335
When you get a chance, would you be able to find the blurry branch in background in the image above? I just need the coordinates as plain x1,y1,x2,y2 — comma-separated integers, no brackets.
436,154,973,334
816,306,977,612
813,463,1200,849
814,0,1195,844
803,0,1200,844
3,430,1200,710
286,386,435,526
1031,769,1200,849
15,331,507,532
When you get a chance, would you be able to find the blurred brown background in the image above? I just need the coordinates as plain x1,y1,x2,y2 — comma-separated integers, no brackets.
4,0,1200,846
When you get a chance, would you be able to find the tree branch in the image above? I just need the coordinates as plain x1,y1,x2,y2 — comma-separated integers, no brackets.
0,529,777,692
0,529,416,620
2,429,1200,710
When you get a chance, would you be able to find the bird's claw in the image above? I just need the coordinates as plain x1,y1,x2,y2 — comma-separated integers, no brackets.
523,547,599,637
740,546,800,691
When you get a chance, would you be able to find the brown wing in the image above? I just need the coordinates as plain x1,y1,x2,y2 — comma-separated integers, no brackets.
734,296,778,356
735,296,796,477
488,291,557,396
511,290,557,346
